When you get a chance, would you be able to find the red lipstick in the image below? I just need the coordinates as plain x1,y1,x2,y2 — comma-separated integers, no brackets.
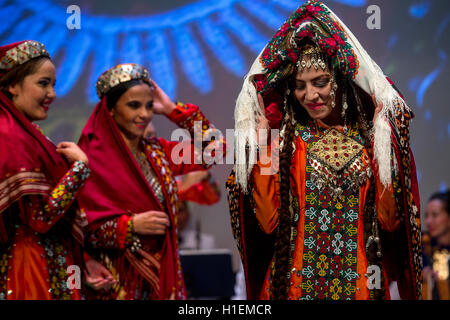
306,103,324,110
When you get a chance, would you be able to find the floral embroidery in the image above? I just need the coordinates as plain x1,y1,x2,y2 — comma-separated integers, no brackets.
226,171,244,261
257,0,359,97
43,237,73,300
89,219,119,249
0,251,10,300
46,161,89,216
392,107,422,298
145,139,186,299
298,122,362,300
171,102,225,168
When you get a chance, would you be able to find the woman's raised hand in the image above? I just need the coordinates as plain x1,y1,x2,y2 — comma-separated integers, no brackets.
150,79,176,116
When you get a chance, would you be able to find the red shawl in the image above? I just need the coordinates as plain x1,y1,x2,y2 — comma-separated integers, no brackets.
77,97,183,299
0,91,69,212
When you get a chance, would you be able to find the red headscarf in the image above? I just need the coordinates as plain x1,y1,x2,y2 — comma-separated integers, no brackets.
78,97,182,299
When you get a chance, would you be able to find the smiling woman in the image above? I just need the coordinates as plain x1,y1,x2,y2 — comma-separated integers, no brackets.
6,59,56,121
0,40,91,300
108,81,155,150
77,63,225,300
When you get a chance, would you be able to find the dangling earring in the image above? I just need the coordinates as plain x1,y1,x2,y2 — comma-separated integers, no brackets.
330,77,338,109
341,90,348,132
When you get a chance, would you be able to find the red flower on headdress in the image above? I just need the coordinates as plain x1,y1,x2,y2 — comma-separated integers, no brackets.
305,4,323,15
262,48,271,60
317,38,325,47
291,16,303,28
287,49,298,63
332,33,346,46
267,57,281,70
254,74,267,92
298,28,313,39
327,47,337,57
324,37,337,48
274,25,289,39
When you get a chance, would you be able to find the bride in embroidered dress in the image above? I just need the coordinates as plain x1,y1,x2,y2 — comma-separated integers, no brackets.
226,0,421,300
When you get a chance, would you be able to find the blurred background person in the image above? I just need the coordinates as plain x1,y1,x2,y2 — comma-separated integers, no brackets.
422,190,450,300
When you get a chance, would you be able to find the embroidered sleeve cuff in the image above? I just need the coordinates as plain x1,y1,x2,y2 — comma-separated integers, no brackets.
71,160,91,182
123,215,142,252
167,102,210,130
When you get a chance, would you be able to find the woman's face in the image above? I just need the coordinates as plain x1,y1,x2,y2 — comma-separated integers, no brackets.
8,59,56,121
293,62,334,122
425,199,450,238
111,83,154,141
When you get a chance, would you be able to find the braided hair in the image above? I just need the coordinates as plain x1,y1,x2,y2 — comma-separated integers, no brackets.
269,40,377,299
271,99,296,299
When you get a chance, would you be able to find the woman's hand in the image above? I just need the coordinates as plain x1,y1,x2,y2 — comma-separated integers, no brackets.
132,210,170,235
150,79,176,116
84,259,116,291
56,142,89,165
371,94,383,123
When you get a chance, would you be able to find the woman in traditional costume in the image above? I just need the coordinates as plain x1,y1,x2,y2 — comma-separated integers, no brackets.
78,63,224,300
226,1,421,300
0,41,90,299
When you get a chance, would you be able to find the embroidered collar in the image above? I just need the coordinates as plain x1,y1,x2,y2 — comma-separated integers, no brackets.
296,121,372,199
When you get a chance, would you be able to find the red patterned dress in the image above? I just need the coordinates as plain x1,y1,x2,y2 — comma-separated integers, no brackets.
0,92,90,300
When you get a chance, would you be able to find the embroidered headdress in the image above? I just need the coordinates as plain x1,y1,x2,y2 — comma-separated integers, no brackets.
96,63,150,99
0,40,50,76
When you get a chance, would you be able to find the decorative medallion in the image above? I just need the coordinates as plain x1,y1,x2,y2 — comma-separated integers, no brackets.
308,128,371,199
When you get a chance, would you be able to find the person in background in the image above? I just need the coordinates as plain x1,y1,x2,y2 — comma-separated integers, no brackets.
422,190,450,300
176,170,220,250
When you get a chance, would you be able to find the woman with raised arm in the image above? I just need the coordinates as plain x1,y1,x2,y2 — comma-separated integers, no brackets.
226,0,421,300
78,63,224,300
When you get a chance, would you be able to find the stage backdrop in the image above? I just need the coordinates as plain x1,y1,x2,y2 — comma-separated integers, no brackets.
1,0,449,271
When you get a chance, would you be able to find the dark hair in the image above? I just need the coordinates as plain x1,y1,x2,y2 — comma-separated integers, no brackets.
429,190,450,215
105,79,152,110
0,56,50,99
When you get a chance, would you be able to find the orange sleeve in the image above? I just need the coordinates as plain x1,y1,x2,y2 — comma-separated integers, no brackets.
252,146,280,234
375,171,400,232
